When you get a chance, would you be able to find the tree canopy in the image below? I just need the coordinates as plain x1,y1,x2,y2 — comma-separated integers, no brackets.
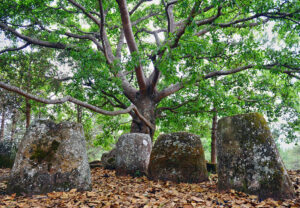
0,0,299,142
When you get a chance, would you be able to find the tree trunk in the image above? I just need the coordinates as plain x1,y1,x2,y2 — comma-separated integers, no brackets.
11,109,19,141
211,109,218,164
25,98,31,129
77,105,82,123
0,106,6,140
130,92,156,139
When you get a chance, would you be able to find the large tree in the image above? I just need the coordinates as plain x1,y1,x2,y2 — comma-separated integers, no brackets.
0,0,299,138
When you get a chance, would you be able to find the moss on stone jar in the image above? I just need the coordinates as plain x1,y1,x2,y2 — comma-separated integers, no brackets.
30,140,61,163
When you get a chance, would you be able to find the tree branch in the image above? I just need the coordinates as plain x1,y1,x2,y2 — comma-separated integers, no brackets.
165,0,178,34
0,81,154,130
129,0,152,15
215,10,299,28
117,71,138,103
155,63,298,102
171,1,201,48
155,82,184,103
44,76,73,82
148,64,161,92
116,0,140,54
116,0,147,92
116,30,125,59
174,4,215,28
132,107,155,130
84,78,128,109
46,5,79,14
0,22,67,49
105,12,160,30
157,1,202,57
100,90,128,109
0,42,31,54
203,64,254,79
65,32,103,51
195,6,222,27
0,81,131,116
135,28,165,46
67,0,101,26
99,0,115,63
156,98,197,116
132,12,161,25
195,17,268,37
195,28,210,36
263,64,300,79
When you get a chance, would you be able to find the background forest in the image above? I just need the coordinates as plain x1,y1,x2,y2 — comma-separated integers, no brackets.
0,86,299,169
0,0,299,170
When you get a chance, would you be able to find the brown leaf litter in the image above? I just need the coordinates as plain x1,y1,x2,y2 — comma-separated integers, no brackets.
0,167,299,208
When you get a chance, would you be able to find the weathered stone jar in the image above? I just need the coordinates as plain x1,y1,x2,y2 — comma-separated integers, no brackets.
217,112,295,200
115,133,152,177
7,120,91,195
148,132,208,183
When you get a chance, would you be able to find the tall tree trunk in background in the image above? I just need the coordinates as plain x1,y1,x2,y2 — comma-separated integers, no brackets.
0,106,6,140
77,105,82,123
25,98,31,129
211,109,218,164
11,109,19,141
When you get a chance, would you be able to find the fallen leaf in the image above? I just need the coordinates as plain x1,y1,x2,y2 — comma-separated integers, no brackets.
86,191,97,197
0,168,298,208
183,204,193,208
190,196,203,202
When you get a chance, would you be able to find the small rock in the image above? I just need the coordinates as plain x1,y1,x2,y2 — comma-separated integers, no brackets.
89,160,102,169
101,148,117,170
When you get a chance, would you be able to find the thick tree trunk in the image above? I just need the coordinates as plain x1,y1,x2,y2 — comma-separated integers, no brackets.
0,106,6,140
130,92,156,139
25,98,31,129
11,109,19,141
211,110,218,164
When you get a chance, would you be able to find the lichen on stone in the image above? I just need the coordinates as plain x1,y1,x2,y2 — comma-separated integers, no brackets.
0,141,17,168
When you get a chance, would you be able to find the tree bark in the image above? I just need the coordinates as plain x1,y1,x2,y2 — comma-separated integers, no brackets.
0,106,6,140
77,105,82,123
25,98,31,129
11,109,19,141
130,91,156,139
211,109,218,164
116,0,147,92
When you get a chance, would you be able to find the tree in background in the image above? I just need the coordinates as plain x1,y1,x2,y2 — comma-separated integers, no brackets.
279,145,300,170
0,48,70,141
0,0,299,141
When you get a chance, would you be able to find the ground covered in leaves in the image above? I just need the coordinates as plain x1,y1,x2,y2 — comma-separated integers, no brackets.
0,166,299,208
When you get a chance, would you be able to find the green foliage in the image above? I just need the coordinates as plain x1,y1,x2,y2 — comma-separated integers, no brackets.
0,0,299,149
